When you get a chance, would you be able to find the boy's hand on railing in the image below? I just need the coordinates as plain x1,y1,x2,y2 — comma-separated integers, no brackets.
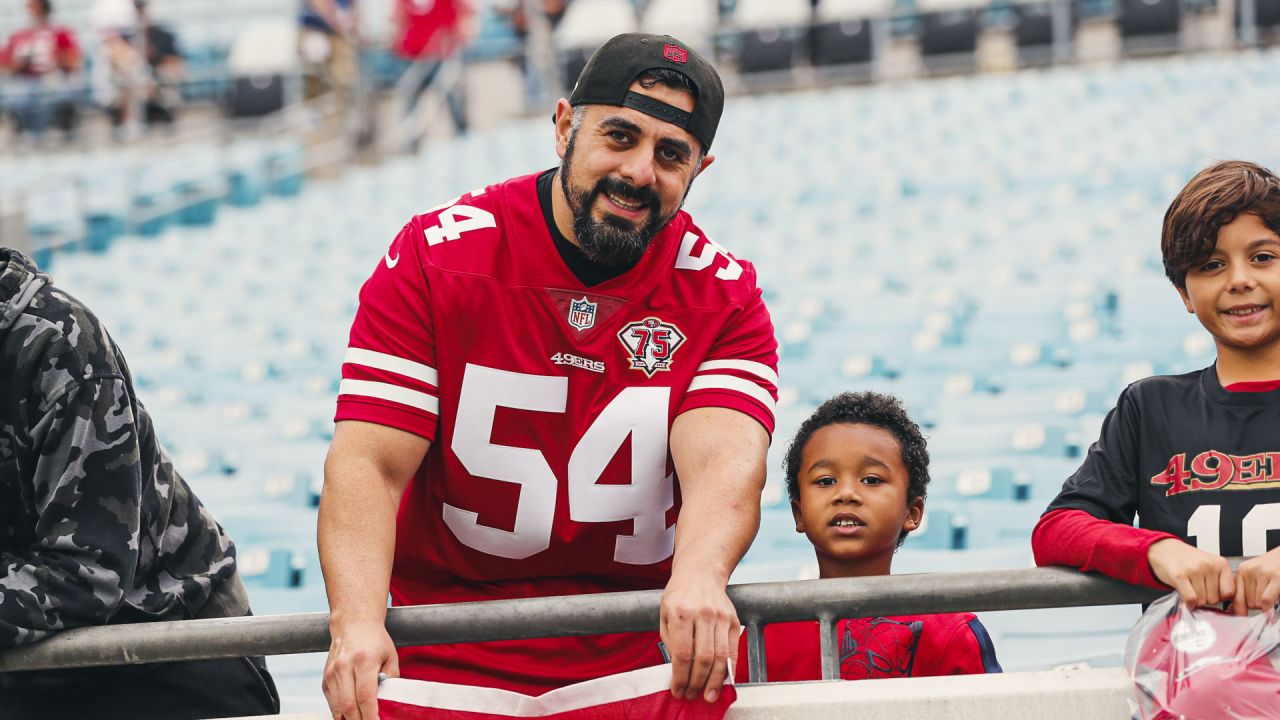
323,618,399,720
660,570,739,704
1148,538,1235,608
1231,547,1280,615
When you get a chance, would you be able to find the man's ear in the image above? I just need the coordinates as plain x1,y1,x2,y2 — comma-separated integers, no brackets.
902,497,925,533
697,154,715,175
1176,284,1195,314
791,499,805,534
553,98,574,159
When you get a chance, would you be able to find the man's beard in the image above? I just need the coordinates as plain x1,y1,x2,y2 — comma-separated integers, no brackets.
559,134,671,270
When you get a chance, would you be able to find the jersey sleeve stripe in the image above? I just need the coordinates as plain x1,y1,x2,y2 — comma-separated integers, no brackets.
339,379,440,415
344,347,439,386
695,359,779,386
687,375,776,416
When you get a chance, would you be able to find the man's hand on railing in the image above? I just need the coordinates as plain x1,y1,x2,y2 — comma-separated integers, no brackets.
660,569,739,704
1231,547,1280,615
1147,538,1235,608
323,618,399,720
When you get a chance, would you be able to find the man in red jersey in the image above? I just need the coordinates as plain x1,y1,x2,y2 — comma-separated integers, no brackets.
320,33,778,720
2,0,81,141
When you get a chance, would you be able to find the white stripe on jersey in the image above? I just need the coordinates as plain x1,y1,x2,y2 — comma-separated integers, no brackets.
694,359,779,387
344,347,439,386
338,379,440,415
687,374,776,416
377,664,691,715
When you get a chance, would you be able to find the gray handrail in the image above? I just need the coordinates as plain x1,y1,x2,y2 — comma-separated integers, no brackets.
0,565,1166,677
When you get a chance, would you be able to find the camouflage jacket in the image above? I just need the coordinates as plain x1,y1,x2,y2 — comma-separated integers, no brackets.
0,248,238,648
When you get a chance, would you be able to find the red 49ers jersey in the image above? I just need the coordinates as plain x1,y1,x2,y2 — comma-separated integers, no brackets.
335,172,779,694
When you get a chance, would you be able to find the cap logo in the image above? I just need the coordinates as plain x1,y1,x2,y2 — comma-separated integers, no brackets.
663,44,688,64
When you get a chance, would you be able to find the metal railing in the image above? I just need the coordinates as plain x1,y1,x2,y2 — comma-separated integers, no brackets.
0,565,1167,682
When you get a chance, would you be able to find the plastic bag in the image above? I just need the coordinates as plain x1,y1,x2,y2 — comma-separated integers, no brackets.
1125,591,1280,719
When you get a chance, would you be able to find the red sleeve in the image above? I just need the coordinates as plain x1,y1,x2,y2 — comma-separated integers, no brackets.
1,31,21,67
676,287,779,435
334,220,440,440
1032,508,1178,588
926,615,1001,676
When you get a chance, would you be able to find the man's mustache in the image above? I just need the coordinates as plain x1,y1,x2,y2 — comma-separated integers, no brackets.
593,176,660,208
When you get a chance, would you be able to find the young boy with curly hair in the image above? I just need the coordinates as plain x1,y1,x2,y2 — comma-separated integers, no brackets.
1034,160,1280,613
736,391,1001,682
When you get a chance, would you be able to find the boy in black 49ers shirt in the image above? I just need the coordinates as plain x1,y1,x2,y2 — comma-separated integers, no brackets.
1035,160,1280,613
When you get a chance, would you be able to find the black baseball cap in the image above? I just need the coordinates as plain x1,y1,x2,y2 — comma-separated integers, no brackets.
566,33,724,151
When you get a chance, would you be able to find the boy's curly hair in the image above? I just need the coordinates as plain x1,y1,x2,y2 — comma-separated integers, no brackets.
784,392,930,546
1162,160,1280,289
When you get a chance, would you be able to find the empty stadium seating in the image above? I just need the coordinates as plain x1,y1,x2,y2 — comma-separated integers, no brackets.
16,45,1280,710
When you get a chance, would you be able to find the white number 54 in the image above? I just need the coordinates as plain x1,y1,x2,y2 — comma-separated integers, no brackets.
446,363,675,564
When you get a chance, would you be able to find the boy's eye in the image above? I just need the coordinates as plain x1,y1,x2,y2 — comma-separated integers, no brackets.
1198,259,1225,272
814,476,836,487
861,475,885,485
1254,251,1277,263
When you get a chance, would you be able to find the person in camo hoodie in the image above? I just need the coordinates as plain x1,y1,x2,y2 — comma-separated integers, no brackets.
0,247,279,720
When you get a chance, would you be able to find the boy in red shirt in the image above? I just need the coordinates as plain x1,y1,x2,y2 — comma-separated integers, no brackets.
1034,160,1280,613
736,392,1001,682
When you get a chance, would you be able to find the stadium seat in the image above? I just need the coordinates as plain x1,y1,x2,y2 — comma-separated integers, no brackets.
237,547,307,588
1236,0,1280,35
640,0,719,57
226,20,298,118
916,0,985,69
731,0,813,75
812,0,893,69
929,463,1034,501
927,420,1076,461
903,503,970,550
555,0,639,88
1117,0,1181,41
1256,0,1280,26
981,604,1142,670
1012,0,1075,64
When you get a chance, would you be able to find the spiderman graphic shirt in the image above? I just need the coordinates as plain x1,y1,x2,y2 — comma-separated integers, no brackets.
735,613,1001,683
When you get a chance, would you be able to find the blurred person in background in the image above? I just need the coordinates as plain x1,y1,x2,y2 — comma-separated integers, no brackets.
495,0,568,39
0,246,281,720
299,0,357,102
87,0,142,140
1,0,82,144
299,0,358,174
104,0,184,129
495,0,567,107
393,0,473,139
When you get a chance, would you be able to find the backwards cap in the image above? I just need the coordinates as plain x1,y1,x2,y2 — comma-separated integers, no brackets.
567,33,724,151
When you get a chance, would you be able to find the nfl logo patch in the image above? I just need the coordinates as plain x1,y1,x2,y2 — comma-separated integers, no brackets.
568,297,598,331
663,44,688,64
